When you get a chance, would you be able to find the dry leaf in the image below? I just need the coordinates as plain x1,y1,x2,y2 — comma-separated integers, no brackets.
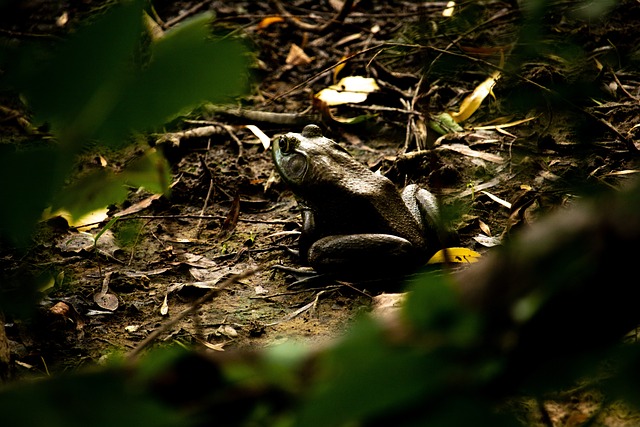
245,124,271,149
333,55,349,82
329,0,345,11
201,341,226,352
57,232,95,253
478,220,492,236
94,292,118,311
94,272,118,311
255,285,269,295
114,194,162,217
436,143,504,163
160,293,169,315
45,207,109,231
473,234,502,247
473,115,538,131
315,89,368,106
372,293,406,313
286,43,312,66
218,193,241,239
215,325,238,338
480,190,512,209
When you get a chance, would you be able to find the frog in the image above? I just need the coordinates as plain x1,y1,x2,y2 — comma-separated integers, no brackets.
272,124,443,279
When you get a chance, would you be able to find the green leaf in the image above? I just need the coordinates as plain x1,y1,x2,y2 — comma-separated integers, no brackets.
103,13,248,141
404,272,482,347
0,369,187,427
11,0,144,146
0,147,61,244
53,150,171,221
298,319,444,427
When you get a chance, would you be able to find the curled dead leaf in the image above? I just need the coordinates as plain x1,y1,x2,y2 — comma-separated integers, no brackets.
286,43,313,66
450,71,500,123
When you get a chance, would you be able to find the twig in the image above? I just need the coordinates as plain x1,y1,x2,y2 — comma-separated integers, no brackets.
249,285,342,299
154,125,226,146
69,214,292,231
125,267,260,362
265,289,335,326
163,0,209,28
204,105,320,126
271,0,354,33
609,67,639,101
222,125,245,160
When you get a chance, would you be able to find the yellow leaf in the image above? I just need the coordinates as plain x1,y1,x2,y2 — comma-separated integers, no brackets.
44,207,110,230
315,89,367,105
257,16,284,30
427,247,481,264
442,1,456,17
330,76,379,93
450,70,500,123
333,55,348,83
315,76,379,106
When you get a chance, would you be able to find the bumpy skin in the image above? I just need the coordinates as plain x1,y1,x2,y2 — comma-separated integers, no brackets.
272,124,441,278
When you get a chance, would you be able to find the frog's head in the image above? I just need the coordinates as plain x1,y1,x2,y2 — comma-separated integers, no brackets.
272,124,356,191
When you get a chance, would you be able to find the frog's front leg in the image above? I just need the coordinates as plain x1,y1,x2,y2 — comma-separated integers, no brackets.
402,184,458,250
402,184,439,229
297,204,318,263
307,234,422,278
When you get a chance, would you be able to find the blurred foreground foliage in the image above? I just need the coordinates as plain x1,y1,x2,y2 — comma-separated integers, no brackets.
2,258,640,426
0,0,247,246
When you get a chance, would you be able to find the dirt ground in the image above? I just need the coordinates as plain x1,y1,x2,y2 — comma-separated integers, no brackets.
2,0,640,425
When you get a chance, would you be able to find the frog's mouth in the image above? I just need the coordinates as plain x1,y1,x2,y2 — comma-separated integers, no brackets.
273,135,309,185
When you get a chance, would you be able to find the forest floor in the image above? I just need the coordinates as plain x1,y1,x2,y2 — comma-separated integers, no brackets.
2,1,640,425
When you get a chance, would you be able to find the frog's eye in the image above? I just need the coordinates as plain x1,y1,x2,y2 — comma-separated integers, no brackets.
278,135,298,153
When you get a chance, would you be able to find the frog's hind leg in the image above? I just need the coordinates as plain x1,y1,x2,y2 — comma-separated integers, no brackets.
308,234,420,279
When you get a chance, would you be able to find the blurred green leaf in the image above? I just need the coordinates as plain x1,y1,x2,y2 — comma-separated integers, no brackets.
53,149,170,221
404,272,483,347
0,146,61,244
0,0,247,243
299,319,439,427
11,0,144,146
0,369,187,427
104,12,248,140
